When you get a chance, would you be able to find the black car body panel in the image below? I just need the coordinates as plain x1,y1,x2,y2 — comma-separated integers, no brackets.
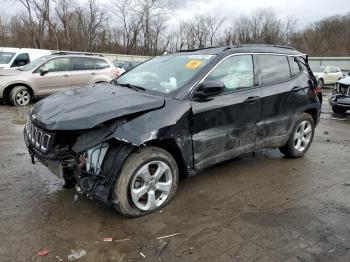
24,44,321,207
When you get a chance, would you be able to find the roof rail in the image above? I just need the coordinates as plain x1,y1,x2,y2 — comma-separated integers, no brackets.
178,46,221,52
52,51,104,57
228,44,295,50
272,44,295,50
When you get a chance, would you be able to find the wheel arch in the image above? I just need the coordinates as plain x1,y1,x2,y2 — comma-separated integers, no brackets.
304,107,319,126
3,83,34,104
143,138,189,178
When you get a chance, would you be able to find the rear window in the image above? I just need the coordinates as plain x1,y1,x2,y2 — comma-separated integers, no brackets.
93,58,110,69
72,57,94,70
0,52,15,64
259,55,291,85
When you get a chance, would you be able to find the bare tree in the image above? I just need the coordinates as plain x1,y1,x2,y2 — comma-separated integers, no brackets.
76,0,106,51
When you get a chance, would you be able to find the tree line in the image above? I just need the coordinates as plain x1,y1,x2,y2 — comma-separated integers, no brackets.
0,0,349,56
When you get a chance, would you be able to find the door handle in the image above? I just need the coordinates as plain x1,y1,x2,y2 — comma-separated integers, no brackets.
292,86,303,92
91,72,97,75
63,74,69,77
244,96,260,104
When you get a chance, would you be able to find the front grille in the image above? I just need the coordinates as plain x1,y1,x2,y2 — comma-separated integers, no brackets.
25,118,53,153
338,83,350,96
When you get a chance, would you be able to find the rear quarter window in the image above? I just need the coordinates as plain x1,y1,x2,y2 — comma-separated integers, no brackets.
93,58,110,69
288,56,302,77
259,55,291,85
72,57,94,70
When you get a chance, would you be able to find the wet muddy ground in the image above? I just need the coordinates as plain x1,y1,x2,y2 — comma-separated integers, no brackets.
0,90,350,262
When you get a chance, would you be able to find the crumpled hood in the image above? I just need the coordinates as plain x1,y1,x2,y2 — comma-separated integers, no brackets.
31,83,165,130
337,76,350,85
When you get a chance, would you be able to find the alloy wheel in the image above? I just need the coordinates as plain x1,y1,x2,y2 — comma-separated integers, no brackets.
15,90,30,106
130,161,173,211
294,120,312,152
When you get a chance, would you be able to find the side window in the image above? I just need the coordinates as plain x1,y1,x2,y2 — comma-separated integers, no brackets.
288,56,301,77
259,55,290,85
40,58,71,72
93,58,110,70
206,55,254,92
72,57,94,70
11,53,30,67
329,67,338,73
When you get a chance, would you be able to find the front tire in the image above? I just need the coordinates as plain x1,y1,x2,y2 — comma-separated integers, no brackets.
9,86,31,106
332,105,347,114
114,146,179,217
279,113,315,158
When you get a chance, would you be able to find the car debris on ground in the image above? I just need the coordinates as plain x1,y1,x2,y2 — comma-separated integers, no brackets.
156,233,182,240
36,249,50,256
67,249,87,261
155,239,169,257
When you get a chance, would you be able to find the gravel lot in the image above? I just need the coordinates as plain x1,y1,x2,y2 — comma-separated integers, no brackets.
0,90,350,262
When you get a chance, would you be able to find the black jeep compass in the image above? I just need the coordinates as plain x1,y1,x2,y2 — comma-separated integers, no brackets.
24,44,321,217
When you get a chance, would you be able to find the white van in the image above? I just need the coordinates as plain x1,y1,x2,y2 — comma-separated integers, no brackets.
0,47,53,70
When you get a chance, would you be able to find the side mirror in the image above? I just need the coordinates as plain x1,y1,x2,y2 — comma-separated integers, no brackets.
17,61,26,67
40,68,49,76
194,80,225,98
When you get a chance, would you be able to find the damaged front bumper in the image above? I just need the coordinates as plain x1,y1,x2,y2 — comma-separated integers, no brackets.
329,88,350,109
23,118,134,206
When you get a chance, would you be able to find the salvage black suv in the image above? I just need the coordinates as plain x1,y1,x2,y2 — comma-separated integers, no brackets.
24,45,321,217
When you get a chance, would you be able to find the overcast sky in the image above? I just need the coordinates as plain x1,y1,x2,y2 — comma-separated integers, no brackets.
1,0,349,29
167,0,350,28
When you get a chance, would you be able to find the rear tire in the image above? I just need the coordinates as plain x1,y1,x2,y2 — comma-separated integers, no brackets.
9,86,31,106
279,113,315,158
114,146,179,217
332,105,347,114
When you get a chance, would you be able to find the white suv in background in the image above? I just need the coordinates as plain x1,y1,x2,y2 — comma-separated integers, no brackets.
0,52,119,106
311,65,343,88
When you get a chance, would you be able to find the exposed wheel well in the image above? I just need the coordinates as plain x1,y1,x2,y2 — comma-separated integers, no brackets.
3,84,34,104
304,108,318,124
144,139,189,178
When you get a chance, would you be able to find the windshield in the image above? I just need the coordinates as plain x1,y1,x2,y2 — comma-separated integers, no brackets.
310,65,325,73
116,54,215,93
0,52,15,64
19,55,50,71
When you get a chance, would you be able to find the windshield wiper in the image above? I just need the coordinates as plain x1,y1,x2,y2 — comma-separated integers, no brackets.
118,83,146,91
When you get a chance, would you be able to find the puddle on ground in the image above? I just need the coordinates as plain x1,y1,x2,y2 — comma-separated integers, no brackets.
12,106,31,125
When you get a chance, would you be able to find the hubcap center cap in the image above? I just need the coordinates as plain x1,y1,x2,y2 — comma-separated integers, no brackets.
149,181,156,188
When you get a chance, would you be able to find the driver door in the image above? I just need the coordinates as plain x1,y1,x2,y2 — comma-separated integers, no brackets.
191,55,262,170
33,57,72,96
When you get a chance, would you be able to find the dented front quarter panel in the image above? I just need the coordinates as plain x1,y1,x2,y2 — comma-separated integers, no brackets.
112,98,194,174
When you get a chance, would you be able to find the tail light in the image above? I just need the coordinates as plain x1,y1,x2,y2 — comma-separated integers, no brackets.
311,86,322,104
112,69,120,78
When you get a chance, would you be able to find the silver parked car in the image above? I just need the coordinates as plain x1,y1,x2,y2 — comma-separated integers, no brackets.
0,52,119,106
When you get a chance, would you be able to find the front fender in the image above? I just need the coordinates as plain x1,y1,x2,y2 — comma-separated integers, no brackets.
113,99,194,173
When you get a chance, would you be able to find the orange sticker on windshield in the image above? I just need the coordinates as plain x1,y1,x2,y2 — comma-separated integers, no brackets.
185,60,203,70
